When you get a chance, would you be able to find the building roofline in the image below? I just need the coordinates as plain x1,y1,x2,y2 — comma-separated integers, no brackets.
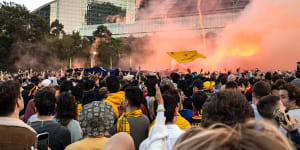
32,0,57,13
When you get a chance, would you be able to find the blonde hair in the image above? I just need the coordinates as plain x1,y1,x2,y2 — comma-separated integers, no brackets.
173,120,295,150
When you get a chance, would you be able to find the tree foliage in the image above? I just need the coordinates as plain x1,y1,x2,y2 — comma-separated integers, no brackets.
48,31,90,64
0,2,139,71
50,19,65,37
0,2,49,71
93,25,112,41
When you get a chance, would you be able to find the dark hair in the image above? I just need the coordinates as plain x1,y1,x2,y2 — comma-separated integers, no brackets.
192,79,203,90
171,73,180,84
192,91,208,111
202,91,254,127
160,84,172,94
145,76,157,97
272,79,286,90
253,81,271,99
30,76,40,85
257,96,280,119
163,94,178,123
55,92,78,126
265,72,272,81
220,74,228,85
164,89,180,104
83,80,95,91
71,85,83,101
60,80,73,93
249,77,256,85
296,72,300,79
106,76,120,93
0,80,21,116
183,98,193,110
125,86,143,108
272,74,283,83
242,78,249,88
279,83,300,107
225,81,239,89
34,87,56,116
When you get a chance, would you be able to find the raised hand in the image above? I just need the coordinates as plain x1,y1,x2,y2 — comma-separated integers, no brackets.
280,114,298,132
155,84,164,105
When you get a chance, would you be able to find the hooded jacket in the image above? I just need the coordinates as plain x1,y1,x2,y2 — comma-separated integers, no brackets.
104,91,125,118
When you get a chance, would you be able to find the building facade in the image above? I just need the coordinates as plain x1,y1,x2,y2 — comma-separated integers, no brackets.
33,0,58,25
33,0,250,36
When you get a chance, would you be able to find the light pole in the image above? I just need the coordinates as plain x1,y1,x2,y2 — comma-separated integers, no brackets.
91,51,97,68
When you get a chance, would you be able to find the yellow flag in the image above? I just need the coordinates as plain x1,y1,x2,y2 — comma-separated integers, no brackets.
167,50,206,63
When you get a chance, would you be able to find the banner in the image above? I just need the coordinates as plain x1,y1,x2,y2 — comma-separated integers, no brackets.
167,50,206,63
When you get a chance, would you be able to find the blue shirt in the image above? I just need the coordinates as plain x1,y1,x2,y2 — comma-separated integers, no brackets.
251,104,263,120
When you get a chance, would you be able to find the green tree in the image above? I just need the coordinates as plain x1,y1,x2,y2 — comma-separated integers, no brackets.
93,25,112,41
48,31,90,65
97,38,132,68
49,19,65,37
0,2,49,71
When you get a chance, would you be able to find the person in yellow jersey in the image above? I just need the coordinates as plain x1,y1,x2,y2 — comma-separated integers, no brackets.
65,101,115,150
104,76,125,118
110,86,150,150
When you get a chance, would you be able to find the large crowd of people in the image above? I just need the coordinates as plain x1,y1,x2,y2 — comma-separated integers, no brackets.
0,68,300,150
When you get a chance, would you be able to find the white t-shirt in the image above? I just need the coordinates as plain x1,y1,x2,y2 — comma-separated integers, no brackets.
139,124,183,150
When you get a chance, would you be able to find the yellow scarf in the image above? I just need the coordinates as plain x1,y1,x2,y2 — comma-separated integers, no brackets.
117,109,143,134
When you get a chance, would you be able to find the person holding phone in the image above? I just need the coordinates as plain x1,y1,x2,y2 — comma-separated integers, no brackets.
279,83,300,134
257,95,300,149
30,87,71,150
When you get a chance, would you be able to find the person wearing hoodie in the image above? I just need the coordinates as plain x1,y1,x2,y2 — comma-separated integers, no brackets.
104,76,125,118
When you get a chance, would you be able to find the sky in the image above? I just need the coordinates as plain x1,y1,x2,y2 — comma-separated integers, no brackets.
3,0,54,11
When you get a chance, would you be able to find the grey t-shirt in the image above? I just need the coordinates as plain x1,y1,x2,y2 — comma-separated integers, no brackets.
291,78,300,88
29,120,71,150
288,109,300,133
67,119,83,143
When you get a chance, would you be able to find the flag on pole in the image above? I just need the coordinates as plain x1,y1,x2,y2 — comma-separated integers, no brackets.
110,56,112,69
91,56,93,68
167,50,206,64
129,56,132,68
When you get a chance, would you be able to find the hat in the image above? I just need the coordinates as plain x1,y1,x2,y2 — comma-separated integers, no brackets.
203,81,215,91
41,79,51,87
79,101,115,137
48,77,58,86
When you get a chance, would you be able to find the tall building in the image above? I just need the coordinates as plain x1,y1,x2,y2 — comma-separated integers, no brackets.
33,0,250,36
57,0,82,34
33,0,57,25
82,0,136,25
77,0,250,37
33,0,137,34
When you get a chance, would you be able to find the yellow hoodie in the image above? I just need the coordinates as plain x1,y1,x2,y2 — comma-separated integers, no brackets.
104,91,125,118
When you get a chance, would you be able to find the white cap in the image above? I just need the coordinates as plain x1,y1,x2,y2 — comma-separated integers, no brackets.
41,79,51,87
